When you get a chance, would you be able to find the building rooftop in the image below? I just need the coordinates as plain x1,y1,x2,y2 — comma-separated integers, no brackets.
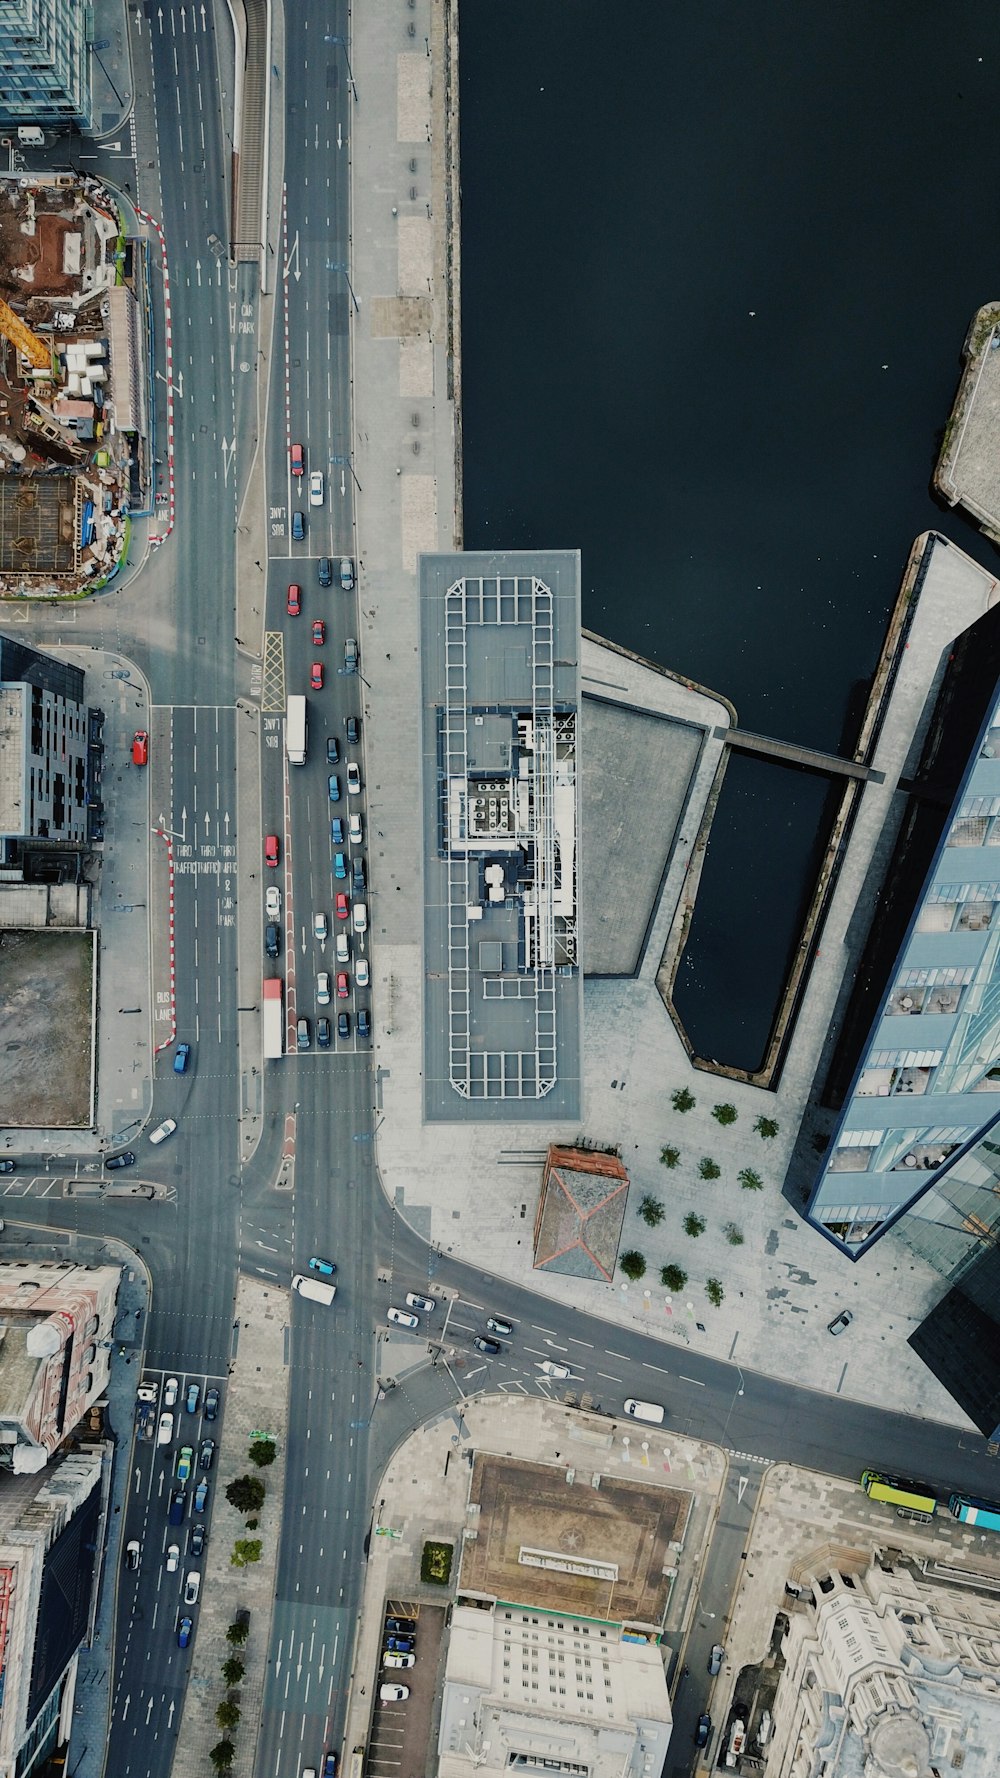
533,1146,630,1281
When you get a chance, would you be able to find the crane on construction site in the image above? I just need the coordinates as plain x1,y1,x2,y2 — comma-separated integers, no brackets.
0,296,53,371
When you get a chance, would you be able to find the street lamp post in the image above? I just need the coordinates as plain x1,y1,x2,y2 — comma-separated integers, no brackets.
325,35,358,102
331,453,362,495
329,261,360,313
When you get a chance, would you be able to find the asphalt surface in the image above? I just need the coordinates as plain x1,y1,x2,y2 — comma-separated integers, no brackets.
8,6,1000,1778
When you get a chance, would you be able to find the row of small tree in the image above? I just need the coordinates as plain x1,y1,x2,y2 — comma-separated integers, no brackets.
207,1437,276,1770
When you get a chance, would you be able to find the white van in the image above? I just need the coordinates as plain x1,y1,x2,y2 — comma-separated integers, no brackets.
623,1398,665,1425
292,1274,336,1305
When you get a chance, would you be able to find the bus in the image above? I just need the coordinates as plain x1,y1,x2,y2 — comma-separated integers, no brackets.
286,695,307,766
861,1470,938,1516
949,1493,1000,1531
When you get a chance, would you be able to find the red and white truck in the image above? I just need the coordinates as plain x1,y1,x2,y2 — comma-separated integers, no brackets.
263,977,283,1059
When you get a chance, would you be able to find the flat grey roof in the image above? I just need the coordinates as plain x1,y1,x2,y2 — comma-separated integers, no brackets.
420,551,582,1122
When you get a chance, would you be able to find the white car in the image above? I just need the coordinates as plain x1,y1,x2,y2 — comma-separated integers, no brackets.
538,1360,571,1379
184,1570,201,1605
352,901,367,935
356,956,369,989
405,1293,435,1314
387,1306,419,1329
157,1411,174,1446
309,470,324,506
336,930,349,964
164,1376,179,1408
383,1652,415,1668
165,1543,180,1573
265,886,281,919
346,762,361,795
137,1380,158,1404
313,912,328,943
317,972,331,1006
149,1118,177,1146
379,1684,410,1702
349,813,363,845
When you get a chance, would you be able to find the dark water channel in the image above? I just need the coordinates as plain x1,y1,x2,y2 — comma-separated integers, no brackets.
458,0,1000,1070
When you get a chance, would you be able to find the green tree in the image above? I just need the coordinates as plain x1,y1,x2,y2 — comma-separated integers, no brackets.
231,1539,263,1568
225,1474,266,1515
225,1618,250,1647
683,1213,706,1238
619,1250,646,1281
738,1167,763,1191
659,1145,680,1169
754,1115,779,1140
705,1278,725,1307
248,1438,276,1468
712,1103,738,1126
698,1157,721,1180
671,1087,696,1113
209,1741,236,1772
216,1700,241,1731
660,1264,688,1291
639,1194,665,1227
221,1656,245,1687
724,1222,744,1246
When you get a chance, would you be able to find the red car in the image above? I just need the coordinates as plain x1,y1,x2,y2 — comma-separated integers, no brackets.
312,620,325,646
265,835,279,868
290,443,304,475
335,892,349,920
287,583,301,616
310,661,324,691
132,730,149,766
337,972,349,998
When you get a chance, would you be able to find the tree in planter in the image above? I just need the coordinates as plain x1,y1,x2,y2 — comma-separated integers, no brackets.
724,1222,744,1246
248,1438,276,1468
738,1167,763,1191
683,1213,706,1238
638,1194,665,1227
209,1741,236,1772
705,1278,725,1307
660,1264,688,1291
754,1115,779,1140
225,1618,250,1647
216,1700,241,1731
225,1475,265,1515
712,1103,738,1126
671,1087,696,1113
659,1145,681,1169
222,1656,245,1687
698,1157,721,1181
231,1539,263,1567
619,1250,646,1281
421,1540,454,1585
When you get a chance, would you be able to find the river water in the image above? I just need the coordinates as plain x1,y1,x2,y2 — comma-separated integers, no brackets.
458,0,1000,1070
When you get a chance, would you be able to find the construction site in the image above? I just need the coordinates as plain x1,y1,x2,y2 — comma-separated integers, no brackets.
0,174,147,596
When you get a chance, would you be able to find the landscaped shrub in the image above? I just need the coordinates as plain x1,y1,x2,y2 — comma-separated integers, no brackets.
421,1540,454,1586
738,1167,763,1191
216,1701,241,1731
705,1278,725,1307
222,1657,245,1686
209,1740,236,1771
226,1475,265,1514
698,1157,721,1180
660,1264,688,1291
671,1087,696,1113
248,1437,276,1468
225,1616,250,1647
231,1539,263,1568
712,1103,738,1126
724,1223,744,1246
755,1116,779,1139
659,1145,680,1169
619,1249,647,1280
639,1194,665,1227
683,1213,706,1238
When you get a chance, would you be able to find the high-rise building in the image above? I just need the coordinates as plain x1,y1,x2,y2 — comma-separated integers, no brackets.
0,1260,120,1473
0,0,92,130
0,635,90,859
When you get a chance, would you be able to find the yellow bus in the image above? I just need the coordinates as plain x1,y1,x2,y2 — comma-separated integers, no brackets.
861,1470,937,1516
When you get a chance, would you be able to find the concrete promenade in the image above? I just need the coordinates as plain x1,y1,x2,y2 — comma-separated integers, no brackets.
936,301,1000,542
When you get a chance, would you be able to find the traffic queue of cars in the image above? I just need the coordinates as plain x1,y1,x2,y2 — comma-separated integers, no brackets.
130,1374,222,1648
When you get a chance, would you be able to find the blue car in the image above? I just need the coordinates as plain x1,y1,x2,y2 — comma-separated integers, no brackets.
194,1479,209,1513
328,775,340,802
334,852,347,880
331,818,344,845
309,1255,337,1276
178,1616,193,1649
173,1043,191,1074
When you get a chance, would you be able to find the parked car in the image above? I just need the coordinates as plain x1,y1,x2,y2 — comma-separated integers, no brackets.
352,900,367,934
176,1445,193,1483
311,661,324,691
165,1543,180,1572
379,1684,409,1702
347,763,361,795
204,1387,219,1421
126,1539,141,1570
326,735,340,764
384,1635,414,1653
296,1017,310,1051
309,1256,337,1276
317,1017,331,1048
132,730,148,766
356,957,369,989
314,912,328,942
345,714,359,745
349,813,363,845
383,1652,415,1668
709,1643,725,1676
828,1310,854,1336
265,922,280,959
322,1756,338,1778
194,1479,209,1512
344,637,358,674
164,1377,179,1408
387,1306,419,1330
184,1570,201,1605
149,1118,177,1145
474,1336,501,1355
173,1043,191,1073
265,834,279,867
290,443,304,475
189,1523,205,1557
317,972,331,1006
357,1007,370,1039
319,557,332,587
266,885,281,919
309,470,324,506
405,1293,435,1313
106,1151,135,1169
137,1379,158,1404
695,1715,711,1749
177,1616,193,1649
340,556,355,590
312,620,325,645
287,582,301,616
385,1617,416,1634
487,1316,514,1336
352,856,365,894
328,774,340,802
337,1010,350,1039
185,1382,200,1414
199,1438,215,1470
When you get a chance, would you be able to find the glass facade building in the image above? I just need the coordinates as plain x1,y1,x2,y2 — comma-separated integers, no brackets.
0,0,92,130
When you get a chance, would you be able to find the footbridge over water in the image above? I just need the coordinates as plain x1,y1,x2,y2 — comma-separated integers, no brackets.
715,726,886,784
